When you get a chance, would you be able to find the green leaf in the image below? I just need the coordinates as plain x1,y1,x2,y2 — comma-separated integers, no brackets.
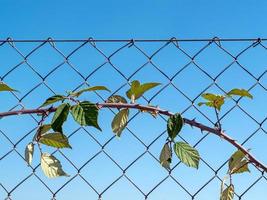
228,150,250,174
198,94,225,111
107,95,127,103
126,80,160,102
0,83,17,92
71,101,101,130
220,184,234,200
38,124,52,135
232,160,250,174
227,89,253,99
111,108,129,137
174,142,200,169
201,93,219,101
33,124,52,141
41,153,69,178
39,132,71,149
159,143,172,169
167,113,184,140
210,96,225,111
40,95,67,107
70,86,110,97
126,80,141,102
51,103,70,132
198,101,214,108
220,176,229,195
25,142,34,165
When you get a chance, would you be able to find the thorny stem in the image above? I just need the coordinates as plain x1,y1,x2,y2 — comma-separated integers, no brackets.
0,102,266,172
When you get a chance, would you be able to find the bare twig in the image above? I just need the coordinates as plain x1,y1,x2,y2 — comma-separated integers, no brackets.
0,102,266,172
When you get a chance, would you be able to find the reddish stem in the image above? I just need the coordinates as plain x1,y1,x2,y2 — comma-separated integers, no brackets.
0,102,266,172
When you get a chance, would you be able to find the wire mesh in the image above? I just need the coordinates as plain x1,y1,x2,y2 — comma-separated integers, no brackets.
0,38,266,200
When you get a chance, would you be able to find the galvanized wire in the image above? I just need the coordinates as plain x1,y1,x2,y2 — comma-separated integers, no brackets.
0,37,266,200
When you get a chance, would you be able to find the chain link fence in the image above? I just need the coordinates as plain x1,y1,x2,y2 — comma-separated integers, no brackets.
0,38,266,200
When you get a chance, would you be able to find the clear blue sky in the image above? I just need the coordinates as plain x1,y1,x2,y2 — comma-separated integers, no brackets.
0,0,267,200
1,0,267,39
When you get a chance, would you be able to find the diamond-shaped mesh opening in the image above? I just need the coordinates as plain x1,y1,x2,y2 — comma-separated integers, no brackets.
104,131,146,169
68,42,107,76
134,42,167,58
45,63,85,94
26,43,65,77
151,84,192,113
172,63,213,99
232,166,263,196
216,62,256,91
21,83,55,108
3,63,42,97
126,153,167,194
80,152,122,192
0,43,23,73
100,176,145,200
196,133,234,170
242,130,267,164
241,178,267,200
194,42,234,77
171,160,215,194
0,115,36,142
220,106,259,142
109,45,148,77
146,178,192,200
194,178,221,200
0,131,13,159
151,43,191,77
239,85,267,122
0,38,266,200
9,176,52,200
0,151,32,191
84,63,126,97
55,176,99,200
237,43,267,77
127,62,170,87
126,112,166,146
62,129,102,167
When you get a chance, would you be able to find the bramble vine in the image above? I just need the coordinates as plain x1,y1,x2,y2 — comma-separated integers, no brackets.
0,81,266,200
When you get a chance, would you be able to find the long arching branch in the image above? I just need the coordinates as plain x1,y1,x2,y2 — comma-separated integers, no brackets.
0,102,266,172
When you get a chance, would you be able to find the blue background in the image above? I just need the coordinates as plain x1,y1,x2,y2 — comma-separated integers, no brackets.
1,0,267,39
0,0,267,200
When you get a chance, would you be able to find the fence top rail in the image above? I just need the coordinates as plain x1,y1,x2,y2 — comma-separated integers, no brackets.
0,38,267,43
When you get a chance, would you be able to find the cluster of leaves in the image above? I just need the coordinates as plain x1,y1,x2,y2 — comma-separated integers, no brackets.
111,81,200,170
24,80,164,178
220,150,250,200
110,80,160,136
198,88,253,200
25,80,200,178
198,88,253,111
25,85,110,178
159,113,200,170
0,81,256,200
